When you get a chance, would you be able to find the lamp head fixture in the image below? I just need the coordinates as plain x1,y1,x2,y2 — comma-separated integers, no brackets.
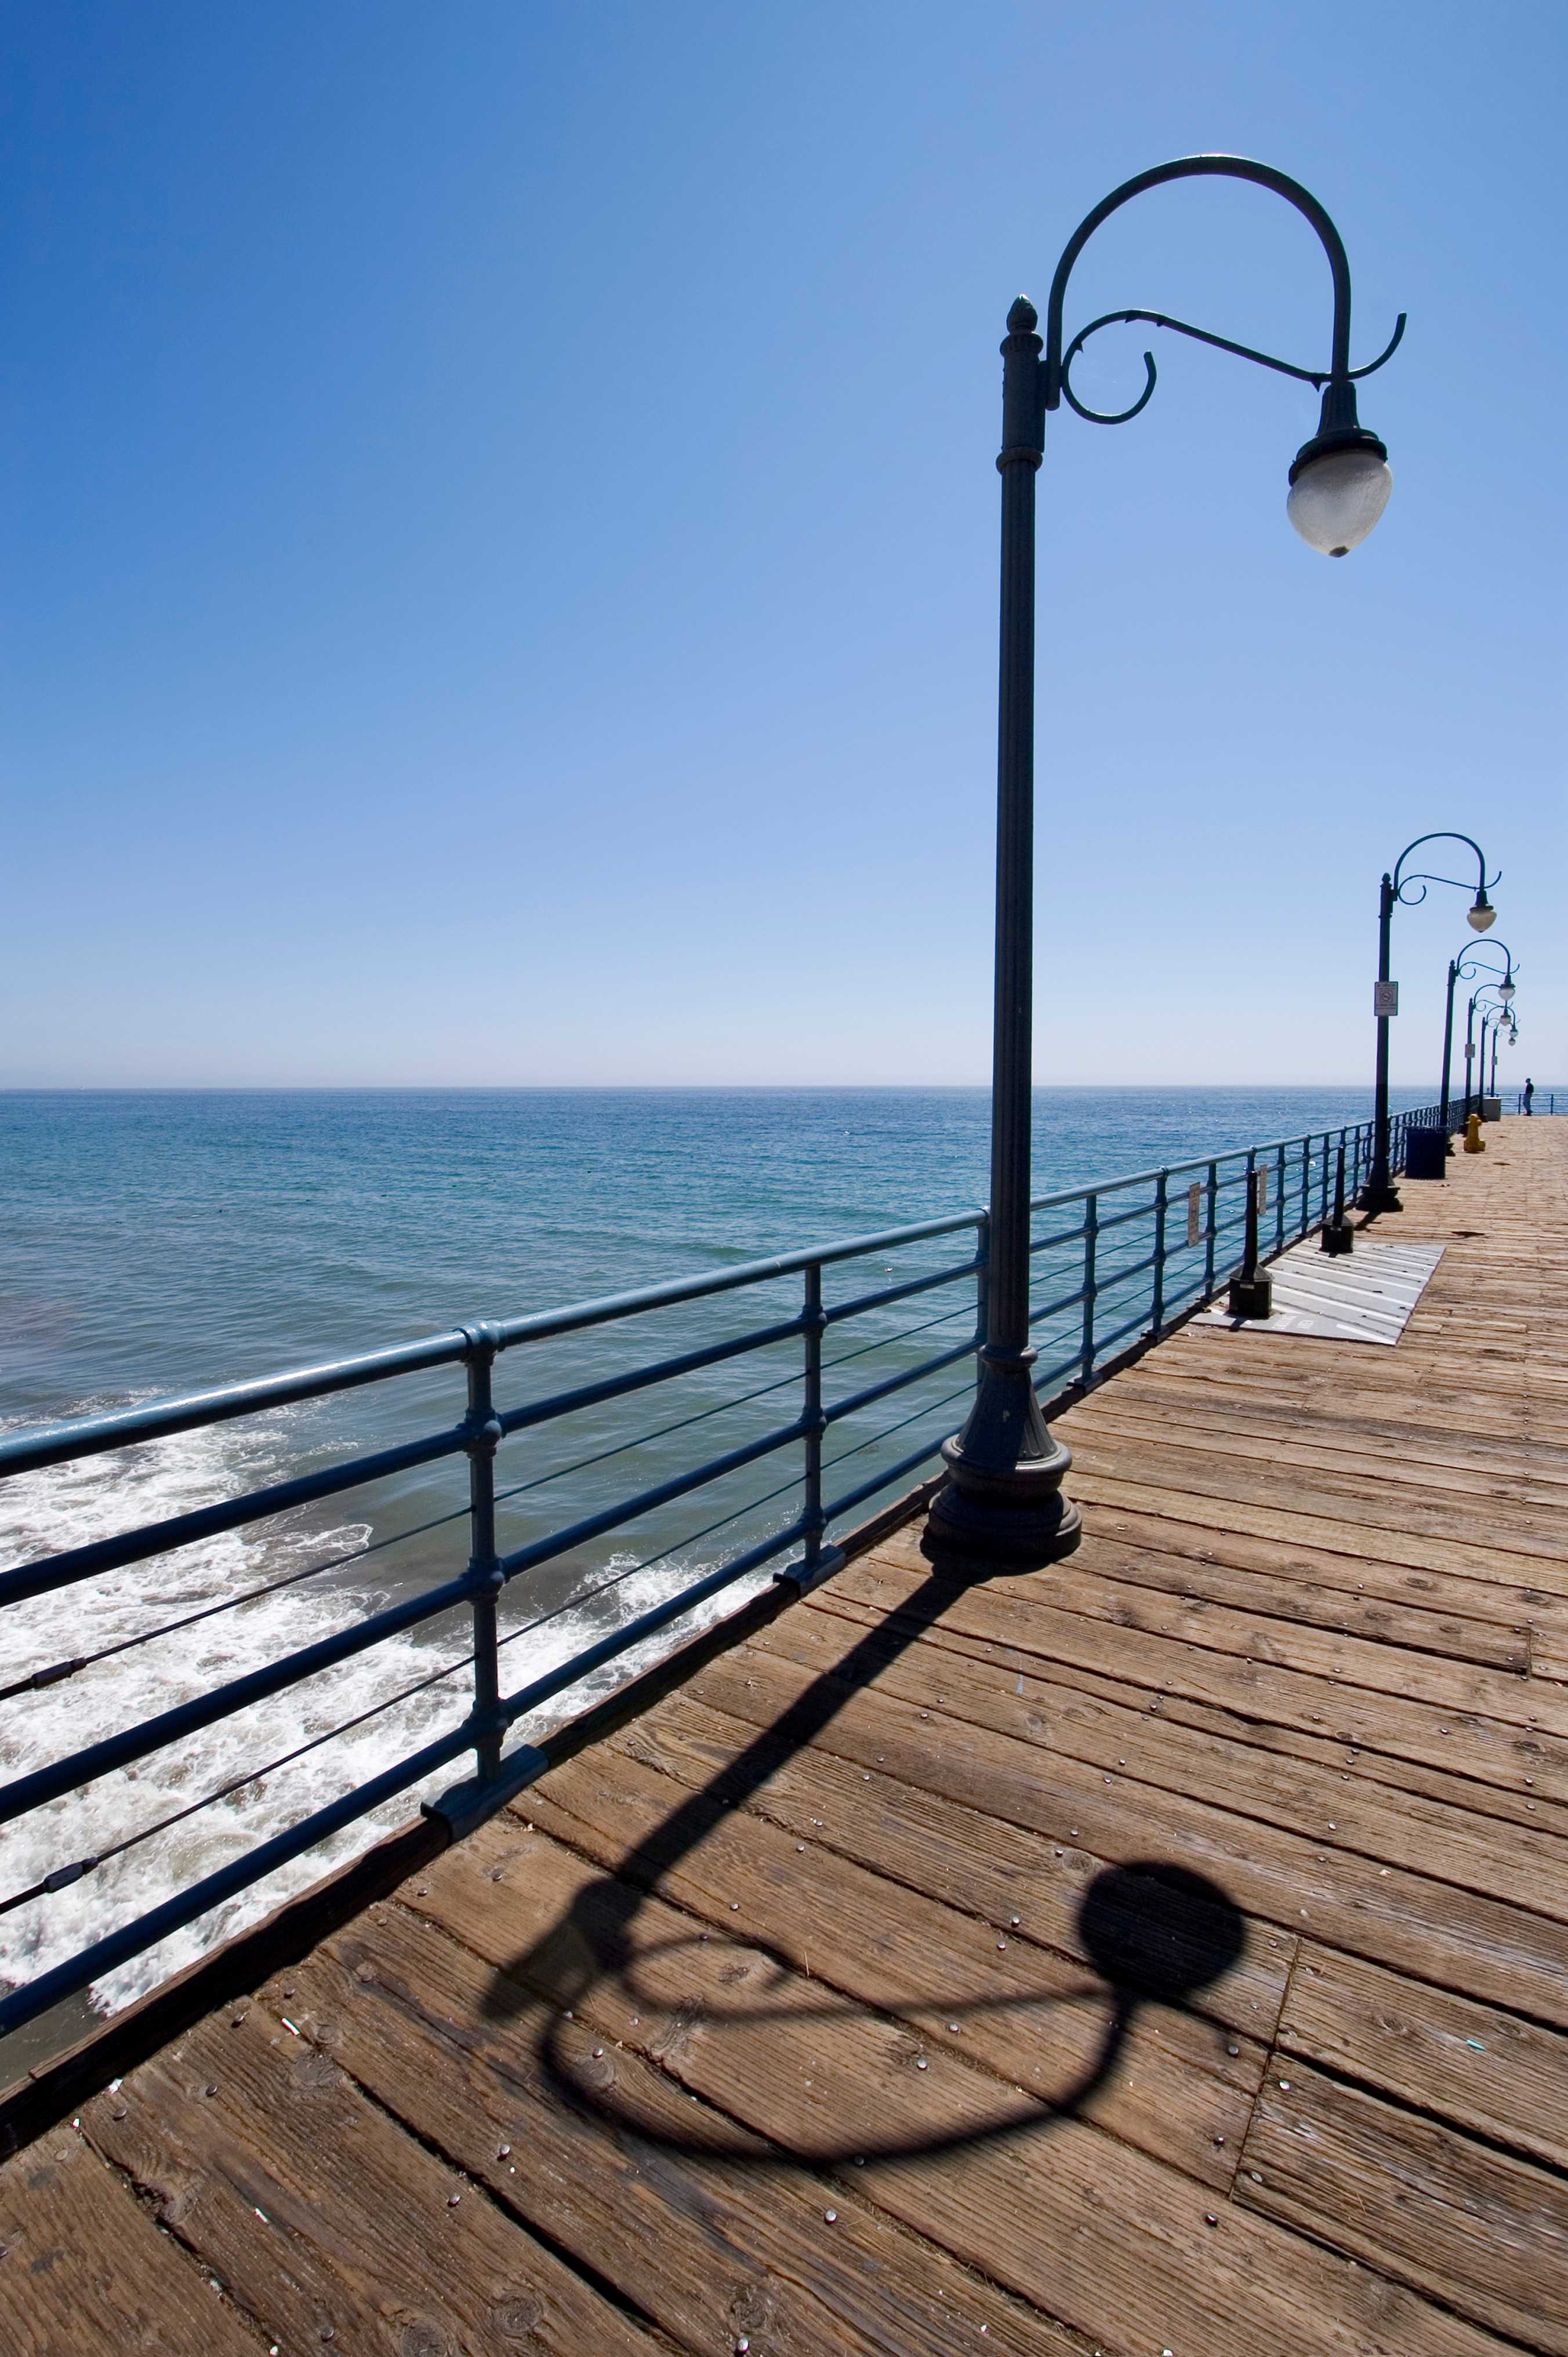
1287,379,1391,557
1499,973,1516,1001
1467,890,1497,933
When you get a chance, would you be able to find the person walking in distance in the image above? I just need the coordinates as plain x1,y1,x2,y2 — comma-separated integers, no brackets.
1523,1076,1535,1115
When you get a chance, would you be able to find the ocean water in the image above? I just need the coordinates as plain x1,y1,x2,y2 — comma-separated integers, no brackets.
0,1085,1420,2026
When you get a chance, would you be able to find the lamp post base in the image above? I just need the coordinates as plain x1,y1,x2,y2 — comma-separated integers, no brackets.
1359,1182,1402,1214
921,1350,1081,1579
922,1443,1082,1577
1227,1271,1273,1320
1319,1220,1354,1256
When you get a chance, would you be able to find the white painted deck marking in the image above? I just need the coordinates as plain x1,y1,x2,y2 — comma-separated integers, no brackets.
1192,1238,1444,1347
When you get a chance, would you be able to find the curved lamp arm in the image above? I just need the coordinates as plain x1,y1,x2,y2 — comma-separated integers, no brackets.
1452,941,1518,985
1391,831,1500,911
1040,154,1403,441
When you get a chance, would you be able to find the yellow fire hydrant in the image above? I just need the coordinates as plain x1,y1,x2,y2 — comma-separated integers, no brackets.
1464,1111,1486,1154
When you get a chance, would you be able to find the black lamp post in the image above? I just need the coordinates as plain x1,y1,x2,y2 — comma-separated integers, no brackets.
1478,989,1516,1101
1362,834,1498,1216
924,153,1403,1580
1465,985,1513,1121
1441,943,1516,1136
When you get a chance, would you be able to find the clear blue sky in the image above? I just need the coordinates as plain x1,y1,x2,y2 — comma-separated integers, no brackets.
3,1,1562,1088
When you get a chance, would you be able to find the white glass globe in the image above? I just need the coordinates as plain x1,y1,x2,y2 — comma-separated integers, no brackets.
1286,446,1393,557
1500,976,1516,1000
1468,898,1496,933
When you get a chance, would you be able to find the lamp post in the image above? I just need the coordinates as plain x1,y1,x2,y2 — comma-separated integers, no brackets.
1467,985,1513,1121
1362,835,1498,1216
1440,944,1516,1137
1479,989,1516,1102
924,153,1403,1580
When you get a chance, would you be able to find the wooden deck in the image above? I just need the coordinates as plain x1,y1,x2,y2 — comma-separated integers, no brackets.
5,1116,1567,2355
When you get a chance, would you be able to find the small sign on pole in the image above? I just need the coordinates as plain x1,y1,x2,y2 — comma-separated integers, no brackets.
1374,980,1399,1019
1186,1181,1202,1245
1254,1168,1268,1212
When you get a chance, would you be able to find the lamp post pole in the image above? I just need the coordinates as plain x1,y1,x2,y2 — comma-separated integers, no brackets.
1363,833,1497,1215
923,153,1403,1580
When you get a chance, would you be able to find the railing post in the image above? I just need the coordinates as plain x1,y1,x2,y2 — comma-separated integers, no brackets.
1320,1132,1331,1227
1299,1136,1310,1241
1203,1159,1218,1297
1150,1170,1168,1336
460,1324,505,1786
1080,1192,1099,1386
801,1262,826,1576
1275,1143,1287,1254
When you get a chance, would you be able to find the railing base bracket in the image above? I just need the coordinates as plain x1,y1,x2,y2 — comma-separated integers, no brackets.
773,1545,847,1598
423,1745,550,1844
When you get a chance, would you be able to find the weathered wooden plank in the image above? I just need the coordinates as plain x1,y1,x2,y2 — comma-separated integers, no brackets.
1047,1496,1557,1647
1067,1448,1568,1573
1067,1430,1568,1557
0,2126,263,2355
1035,1528,1531,1668
1069,1399,1568,1514
732,1600,1568,1922
907,1547,1557,1729
817,1551,1568,1801
1280,1942,1568,2173
84,1999,663,2356
1237,2060,1568,2352
1092,1370,1568,1480
825,1536,1568,1842
286,1900,1090,2357
402,1818,1512,2357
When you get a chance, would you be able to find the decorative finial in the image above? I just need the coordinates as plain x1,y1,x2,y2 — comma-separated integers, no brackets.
1007,295,1038,333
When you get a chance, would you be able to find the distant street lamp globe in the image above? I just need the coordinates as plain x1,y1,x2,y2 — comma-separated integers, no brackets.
1468,892,1497,932
1286,443,1393,557
1499,973,1516,1000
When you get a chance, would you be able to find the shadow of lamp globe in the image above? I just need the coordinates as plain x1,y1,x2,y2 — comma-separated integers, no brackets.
923,154,1404,1582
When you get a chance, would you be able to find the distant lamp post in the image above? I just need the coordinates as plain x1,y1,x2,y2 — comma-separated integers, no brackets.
1440,943,1517,1137
1467,985,1513,1121
1363,833,1499,1217
924,153,1404,1580
1478,988,1516,1103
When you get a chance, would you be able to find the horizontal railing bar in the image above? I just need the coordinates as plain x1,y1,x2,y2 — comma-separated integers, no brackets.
1093,1199,1155,1236
1028,1220,1090,1257
821,1337,977,1427
824,1433,950,1524
0,1216,984,1482
1089,1246,1162,1292
0,1426,470,1612
494,1516,814,1733
0,1334,473,1481
0,1570,479,1827
496,1417,810,1584
495,1312,808,1441
1092,1306,1153,1358
1028,1283,1088,1328
484,1210,986,1348
821,1255,982,1326
0,1717,477,2042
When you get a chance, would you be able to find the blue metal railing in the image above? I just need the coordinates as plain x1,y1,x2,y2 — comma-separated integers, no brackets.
0,1101,1445,2038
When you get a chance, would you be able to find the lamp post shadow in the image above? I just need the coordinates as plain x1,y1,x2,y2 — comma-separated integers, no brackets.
481,1573,1247,2171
